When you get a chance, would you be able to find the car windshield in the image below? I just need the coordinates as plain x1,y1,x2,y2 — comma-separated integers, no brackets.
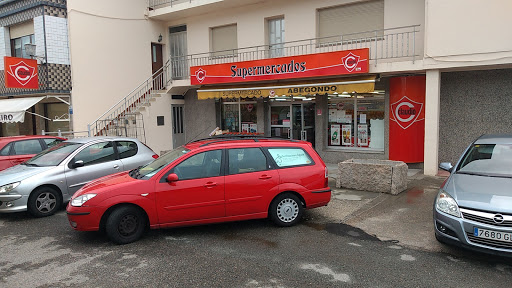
456,144,512,177
130,146,190,179
24,142,83,167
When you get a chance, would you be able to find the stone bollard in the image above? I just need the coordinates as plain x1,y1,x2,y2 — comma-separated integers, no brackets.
336,159,408,195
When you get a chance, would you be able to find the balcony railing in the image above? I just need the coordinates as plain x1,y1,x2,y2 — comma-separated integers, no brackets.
148,0,191,9
168,25,420,80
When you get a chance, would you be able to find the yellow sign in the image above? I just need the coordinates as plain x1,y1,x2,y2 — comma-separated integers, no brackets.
197,77,375,99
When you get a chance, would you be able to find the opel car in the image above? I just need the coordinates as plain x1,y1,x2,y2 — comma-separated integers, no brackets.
434,134,512,256
0,137,157,217
67,137,331,244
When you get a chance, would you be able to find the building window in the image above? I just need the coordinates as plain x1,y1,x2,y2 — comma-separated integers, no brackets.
210,24,237,57
268,17,284,58
318,0,384,44
327,93,384,151
221,99,258,133
11,34,35,58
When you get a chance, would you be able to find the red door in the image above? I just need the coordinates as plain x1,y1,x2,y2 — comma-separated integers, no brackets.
224,148,279,216
155,150,225,225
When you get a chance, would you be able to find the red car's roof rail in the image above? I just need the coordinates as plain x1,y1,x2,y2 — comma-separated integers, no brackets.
187,134,301,147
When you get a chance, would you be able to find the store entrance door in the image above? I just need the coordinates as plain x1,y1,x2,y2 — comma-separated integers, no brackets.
270,102,315,146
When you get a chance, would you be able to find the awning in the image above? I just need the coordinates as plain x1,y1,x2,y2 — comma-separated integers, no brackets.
197,76,375,100
0,96,45,123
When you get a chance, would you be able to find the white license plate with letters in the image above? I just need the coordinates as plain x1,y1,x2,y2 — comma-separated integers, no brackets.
474,227,512,243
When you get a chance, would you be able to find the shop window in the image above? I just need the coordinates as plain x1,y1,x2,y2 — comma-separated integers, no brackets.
221,99,257,133
45,103,69,133
210,24,237,57
317,0,384,44
328,94,384,151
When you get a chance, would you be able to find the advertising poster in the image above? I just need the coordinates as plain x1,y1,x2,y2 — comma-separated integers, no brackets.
249,124,257,133
342,125,351,146
358,124,368,146
330,124,340,146
241,123,249,133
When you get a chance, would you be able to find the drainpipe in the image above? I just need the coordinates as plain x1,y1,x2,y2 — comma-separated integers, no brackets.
42,5,48,90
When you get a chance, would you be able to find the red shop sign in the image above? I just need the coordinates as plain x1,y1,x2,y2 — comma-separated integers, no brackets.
190,48,369,85
389,76,426,163
4,56,38,89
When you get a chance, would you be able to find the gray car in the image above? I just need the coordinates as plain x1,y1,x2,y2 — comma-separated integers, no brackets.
0,137,157,217
434,134,512,256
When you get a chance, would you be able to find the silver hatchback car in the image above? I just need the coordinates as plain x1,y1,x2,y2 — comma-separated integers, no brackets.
434,134,512,256
0,137,157,217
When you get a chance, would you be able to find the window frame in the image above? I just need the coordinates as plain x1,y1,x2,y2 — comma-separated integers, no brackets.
160,149,225,182
10,34,35,58
115,141,139,160
72,141,117,167
12,139,44,155
209,23,238,58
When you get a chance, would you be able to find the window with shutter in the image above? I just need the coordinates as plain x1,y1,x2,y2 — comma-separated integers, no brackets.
210,24,238,57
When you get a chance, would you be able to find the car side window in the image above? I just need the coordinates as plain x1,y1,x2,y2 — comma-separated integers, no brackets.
12,140,43,155
267,148,313,168
116,141,138,159
0,143,11,156
228,148,267,175
74,141,116,166
43,138,64,148
173,150,222,180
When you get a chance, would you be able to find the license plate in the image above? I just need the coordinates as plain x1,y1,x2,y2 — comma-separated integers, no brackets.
474,227,512,243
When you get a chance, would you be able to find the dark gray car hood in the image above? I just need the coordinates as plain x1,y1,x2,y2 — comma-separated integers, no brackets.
446,173,512,213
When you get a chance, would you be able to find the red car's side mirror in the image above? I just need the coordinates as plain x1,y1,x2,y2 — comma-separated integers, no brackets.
167,173,179,183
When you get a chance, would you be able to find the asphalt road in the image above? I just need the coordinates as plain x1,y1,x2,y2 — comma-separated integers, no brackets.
1,206,511,288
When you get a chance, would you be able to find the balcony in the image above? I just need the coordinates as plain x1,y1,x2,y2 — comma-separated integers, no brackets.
166,25,421,82
148,0,262,21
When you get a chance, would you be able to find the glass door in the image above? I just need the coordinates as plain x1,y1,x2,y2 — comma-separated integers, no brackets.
270,105,291,139
292,103,315,146
268,17,284,58
169,25,187,80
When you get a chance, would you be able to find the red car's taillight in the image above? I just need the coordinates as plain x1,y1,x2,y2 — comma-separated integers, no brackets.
152,154,159,159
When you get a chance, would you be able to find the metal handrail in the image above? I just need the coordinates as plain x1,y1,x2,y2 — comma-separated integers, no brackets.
148,0,191,9
168,25,420,79
88,60,170,137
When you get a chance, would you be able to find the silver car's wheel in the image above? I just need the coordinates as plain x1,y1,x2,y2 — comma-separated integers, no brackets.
27,187,61,218
269,193,303,227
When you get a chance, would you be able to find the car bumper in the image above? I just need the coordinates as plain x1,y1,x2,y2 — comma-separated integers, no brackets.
0,194,27,213
434,208,512,256
66,204,102,231
304,188,331,209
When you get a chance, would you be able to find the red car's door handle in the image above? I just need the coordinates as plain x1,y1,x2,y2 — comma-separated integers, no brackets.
259,175,272,180
204,182,217,188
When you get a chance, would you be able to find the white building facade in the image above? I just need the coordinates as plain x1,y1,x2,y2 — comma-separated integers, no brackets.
67,0,512,175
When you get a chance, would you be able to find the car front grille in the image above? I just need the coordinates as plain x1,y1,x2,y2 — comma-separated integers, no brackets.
466,232,512,249
460,208,512,228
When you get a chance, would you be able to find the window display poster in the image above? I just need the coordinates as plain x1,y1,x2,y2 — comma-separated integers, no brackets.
328,109,337,122
249,124,257,133
360,113,366,124
336,110,346,123
342,124,351,146
331,124,340,145
241,123,249,133
358,124,368,146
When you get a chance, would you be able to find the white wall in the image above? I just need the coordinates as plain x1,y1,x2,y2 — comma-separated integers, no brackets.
68,0,164,134
425,0,512,65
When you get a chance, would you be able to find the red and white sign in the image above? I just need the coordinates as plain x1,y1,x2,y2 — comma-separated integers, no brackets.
4,56,38,89
389,76,426,163
190,48,369,85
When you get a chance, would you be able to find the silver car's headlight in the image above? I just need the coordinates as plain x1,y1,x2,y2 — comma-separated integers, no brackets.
71,194,97,207
0,182,20,193
436,191,460,217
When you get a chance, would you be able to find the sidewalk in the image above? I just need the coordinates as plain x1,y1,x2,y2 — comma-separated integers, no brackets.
323,163,451,253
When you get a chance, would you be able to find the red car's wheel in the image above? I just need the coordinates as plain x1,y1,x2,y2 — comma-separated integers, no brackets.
105,206,146,244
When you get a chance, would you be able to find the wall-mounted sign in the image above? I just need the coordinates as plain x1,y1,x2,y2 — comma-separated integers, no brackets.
4,56,38,89
389,76,426,163
191,48,369,85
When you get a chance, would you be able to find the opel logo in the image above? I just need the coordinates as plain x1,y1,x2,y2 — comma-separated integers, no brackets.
493,214,505,224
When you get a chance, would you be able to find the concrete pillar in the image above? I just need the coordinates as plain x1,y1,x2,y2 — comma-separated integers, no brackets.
424,69,441,176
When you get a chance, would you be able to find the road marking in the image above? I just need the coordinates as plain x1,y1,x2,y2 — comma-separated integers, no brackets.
348,242,362,247
388,245,402,249
400,254,416,261
300,264,350,282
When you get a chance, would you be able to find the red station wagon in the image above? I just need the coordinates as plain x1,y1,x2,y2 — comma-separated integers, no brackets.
67,136,331,244
0,135,66,171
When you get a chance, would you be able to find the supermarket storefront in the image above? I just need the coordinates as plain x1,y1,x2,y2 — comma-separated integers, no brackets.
189,48,425,163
